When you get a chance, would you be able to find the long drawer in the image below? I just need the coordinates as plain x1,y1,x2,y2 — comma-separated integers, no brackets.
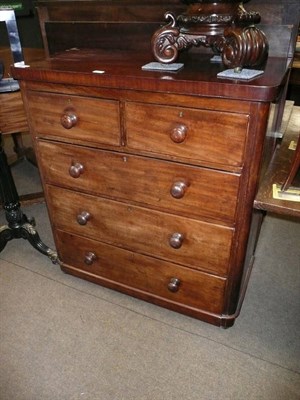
37,140,240,224
125,102,249,168
27,91,120,146
56,230,226,315
47,186,233,275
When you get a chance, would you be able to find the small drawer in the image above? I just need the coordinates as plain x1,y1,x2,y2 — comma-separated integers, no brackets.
37,140,240,224
56,230,226,315
125,102,249,168
47,186,234,276
27,91,120,146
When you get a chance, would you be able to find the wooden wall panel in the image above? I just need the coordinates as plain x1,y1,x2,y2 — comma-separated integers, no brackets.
35,0,299,56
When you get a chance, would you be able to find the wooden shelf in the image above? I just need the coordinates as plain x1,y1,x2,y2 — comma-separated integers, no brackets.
254,106,300,217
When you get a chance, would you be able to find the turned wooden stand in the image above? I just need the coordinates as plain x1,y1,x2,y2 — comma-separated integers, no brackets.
151,0,269,70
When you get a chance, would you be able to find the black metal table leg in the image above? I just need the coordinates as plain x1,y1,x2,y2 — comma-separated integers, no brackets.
0,133,59,264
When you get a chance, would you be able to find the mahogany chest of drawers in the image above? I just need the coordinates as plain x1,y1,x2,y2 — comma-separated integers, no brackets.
13,49,289,327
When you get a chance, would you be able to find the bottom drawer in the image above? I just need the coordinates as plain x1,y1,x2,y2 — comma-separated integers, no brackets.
56,230,226,315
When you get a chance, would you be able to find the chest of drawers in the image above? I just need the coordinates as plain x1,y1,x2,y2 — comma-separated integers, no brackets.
13,49,289,327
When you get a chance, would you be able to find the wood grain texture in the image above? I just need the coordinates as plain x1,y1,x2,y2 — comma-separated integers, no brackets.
36,0,185,56
12,50,289,102
0,48,44,135
27,90,121,146
36,140,240,225
0,91,28,135
47,185,234,276
14,38,289,326
125,102,249,168
56,229,226,316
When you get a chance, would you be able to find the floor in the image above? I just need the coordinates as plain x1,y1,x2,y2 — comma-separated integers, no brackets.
0,136,300,400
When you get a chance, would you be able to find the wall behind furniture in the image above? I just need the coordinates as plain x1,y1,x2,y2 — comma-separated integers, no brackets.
250,0,299,26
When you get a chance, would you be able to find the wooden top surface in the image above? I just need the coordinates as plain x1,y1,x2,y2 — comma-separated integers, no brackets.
12,49,290,102
0,48,45,78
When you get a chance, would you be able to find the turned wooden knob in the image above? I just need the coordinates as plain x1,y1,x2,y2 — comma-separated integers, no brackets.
84,252,97,265
76,211,91,225
169,232,184,249
61,111,78,129
170,124,188,143
170,181,189,199
168,277,181,293
69,163,84,178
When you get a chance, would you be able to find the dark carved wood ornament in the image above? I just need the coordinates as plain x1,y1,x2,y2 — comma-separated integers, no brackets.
151,0,269,70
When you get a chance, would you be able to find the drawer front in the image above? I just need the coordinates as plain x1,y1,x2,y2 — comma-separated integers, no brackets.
47,186,233,275
56,230,226,315
37,140,240,224
125,102,249,168
27,91,120,146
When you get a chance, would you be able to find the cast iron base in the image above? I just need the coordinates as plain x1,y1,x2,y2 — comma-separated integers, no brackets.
0,133,59,264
